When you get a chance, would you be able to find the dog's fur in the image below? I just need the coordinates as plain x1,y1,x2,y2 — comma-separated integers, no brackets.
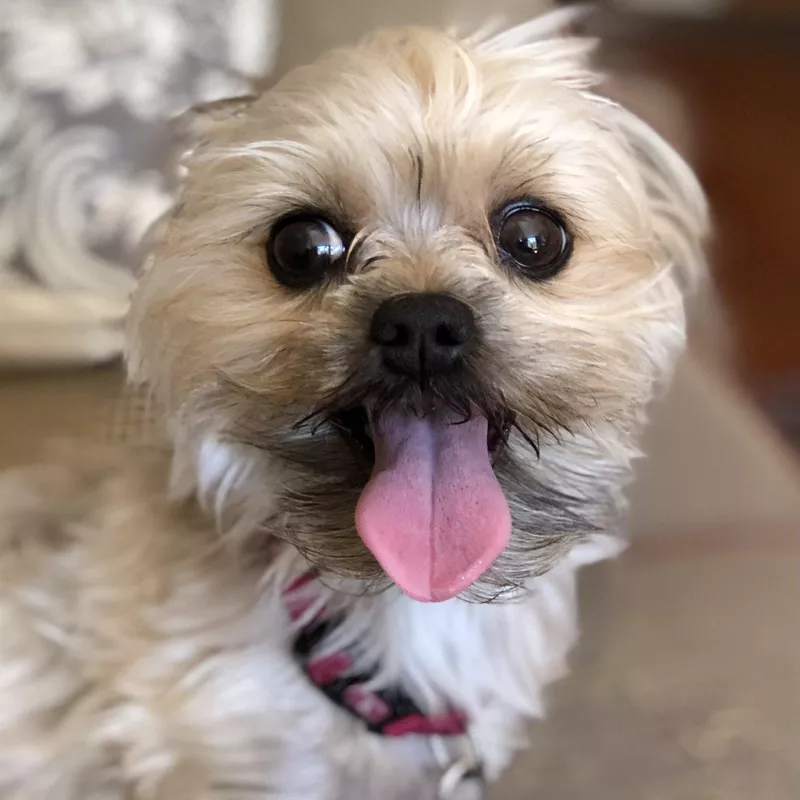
0,12,708,800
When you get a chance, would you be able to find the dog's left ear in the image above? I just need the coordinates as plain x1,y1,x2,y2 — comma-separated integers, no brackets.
612,106,710,295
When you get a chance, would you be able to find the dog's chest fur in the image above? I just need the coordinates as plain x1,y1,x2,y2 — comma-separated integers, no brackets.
0,451,615,800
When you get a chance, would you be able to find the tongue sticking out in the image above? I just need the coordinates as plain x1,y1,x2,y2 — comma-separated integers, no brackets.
355,412,511,602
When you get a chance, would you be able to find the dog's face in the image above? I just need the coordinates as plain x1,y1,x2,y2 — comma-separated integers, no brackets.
129,18,707,601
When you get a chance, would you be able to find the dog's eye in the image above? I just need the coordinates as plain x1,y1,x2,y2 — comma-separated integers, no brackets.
267,215,346,288
494,203,571,280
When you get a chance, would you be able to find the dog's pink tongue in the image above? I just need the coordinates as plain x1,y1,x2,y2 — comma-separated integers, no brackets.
355,413,511,602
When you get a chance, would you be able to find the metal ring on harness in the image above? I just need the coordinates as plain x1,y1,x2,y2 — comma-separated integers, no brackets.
431,734,485,800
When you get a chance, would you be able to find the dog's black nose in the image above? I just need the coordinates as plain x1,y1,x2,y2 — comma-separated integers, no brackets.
370,293,476,378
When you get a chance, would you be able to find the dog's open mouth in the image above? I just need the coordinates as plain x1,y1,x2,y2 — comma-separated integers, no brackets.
330,405,514,602
332,407,376,467
331,406,512,469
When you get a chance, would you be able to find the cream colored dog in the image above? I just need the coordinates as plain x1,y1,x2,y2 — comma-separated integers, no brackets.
0,9,707,799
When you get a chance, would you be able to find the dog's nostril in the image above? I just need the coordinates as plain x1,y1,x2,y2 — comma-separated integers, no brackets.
370,293,476,378
435,321,467,348
373,322,410,348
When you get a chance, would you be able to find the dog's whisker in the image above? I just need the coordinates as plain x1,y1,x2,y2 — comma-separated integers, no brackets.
513,421,541,459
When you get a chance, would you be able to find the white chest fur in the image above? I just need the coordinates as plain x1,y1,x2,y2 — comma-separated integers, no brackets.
202,537,618,800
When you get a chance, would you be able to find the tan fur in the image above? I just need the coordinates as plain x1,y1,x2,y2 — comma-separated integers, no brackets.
0,15,708,799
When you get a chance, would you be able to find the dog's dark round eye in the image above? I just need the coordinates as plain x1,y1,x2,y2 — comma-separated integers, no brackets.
495,204,571,279
267,216,346,288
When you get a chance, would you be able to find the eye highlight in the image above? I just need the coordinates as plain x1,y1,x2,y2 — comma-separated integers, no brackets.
492,201,572,280
266,214,347,289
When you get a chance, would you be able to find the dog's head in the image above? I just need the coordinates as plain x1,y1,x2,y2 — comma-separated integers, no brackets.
129,13,708,601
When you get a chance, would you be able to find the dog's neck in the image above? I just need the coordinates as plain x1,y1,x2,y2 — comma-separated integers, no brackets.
267,539,617,778
284,571,470,737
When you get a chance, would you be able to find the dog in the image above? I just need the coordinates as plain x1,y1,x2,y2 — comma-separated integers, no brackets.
0,9,708,799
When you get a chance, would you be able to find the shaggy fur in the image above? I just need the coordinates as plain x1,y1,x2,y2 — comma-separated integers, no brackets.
0,11,707,799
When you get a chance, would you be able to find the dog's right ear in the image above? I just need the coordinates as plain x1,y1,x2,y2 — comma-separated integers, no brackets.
176,95,259,139
135,95,261,292
172,94,260,156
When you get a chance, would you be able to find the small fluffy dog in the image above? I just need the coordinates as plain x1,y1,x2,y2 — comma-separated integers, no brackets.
0,10,707,800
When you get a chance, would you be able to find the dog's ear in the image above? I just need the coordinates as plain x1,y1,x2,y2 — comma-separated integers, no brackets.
172,94,260,156
132,94,262,331
613,107,710,295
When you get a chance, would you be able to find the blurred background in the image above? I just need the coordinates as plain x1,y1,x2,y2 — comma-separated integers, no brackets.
1,0,798,798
